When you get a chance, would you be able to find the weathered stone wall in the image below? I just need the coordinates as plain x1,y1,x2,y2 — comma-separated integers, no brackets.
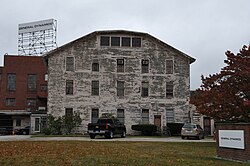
47,32,192,134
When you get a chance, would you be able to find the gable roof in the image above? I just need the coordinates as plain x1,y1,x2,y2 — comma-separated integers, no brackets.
44,30,195,64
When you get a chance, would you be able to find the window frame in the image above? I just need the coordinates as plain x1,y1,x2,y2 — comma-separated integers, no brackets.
6,98,16,107
166,59,174,74
91,109,99,123
117,109,125,124
142,109,149,124
132,37,142,47
66,57,75,71
166,81,174,98
100,36,110,46
66,80,74,95
7,73,16,91
117,81,125,97
91,80,99,96
141,81,149,97
121,37,131,47
141,59,149,73
65,108,73,116
111,37,120,46
166,108,174,123
117,59,125,73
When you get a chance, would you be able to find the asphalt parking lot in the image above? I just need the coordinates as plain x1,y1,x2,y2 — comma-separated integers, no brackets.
0,135,215,142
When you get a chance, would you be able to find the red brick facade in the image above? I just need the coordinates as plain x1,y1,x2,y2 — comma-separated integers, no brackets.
0,55,48,112
215,123,250,163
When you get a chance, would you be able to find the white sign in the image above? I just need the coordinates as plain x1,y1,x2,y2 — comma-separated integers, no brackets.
18,19,54,34
219,130,245,149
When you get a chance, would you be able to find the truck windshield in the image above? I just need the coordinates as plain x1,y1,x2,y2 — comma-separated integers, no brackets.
97,119,113,124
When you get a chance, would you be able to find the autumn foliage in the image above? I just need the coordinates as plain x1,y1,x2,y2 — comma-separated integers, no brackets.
191,45,250,122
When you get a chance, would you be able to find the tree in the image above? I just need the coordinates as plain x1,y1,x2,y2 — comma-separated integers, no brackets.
62,112,82,134
191,45,250,122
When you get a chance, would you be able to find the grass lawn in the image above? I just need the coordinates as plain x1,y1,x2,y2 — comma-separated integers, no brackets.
0,141,247,166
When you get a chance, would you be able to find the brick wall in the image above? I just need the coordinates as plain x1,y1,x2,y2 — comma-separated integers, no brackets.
215,123,250,162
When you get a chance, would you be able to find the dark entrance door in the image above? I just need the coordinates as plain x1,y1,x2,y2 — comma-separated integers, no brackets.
203,117,211,135
154,115,161,132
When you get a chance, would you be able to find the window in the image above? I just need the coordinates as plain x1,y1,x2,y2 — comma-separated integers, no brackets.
45,74,48,81
100,36,110,46
142,109,149,124
16,119,21,127
141,81,149,97
28,74,37,91
166,82,174,98
166,109,174,123
91,109,99,123
117,81,125,97
6,98,15,106
92,61,99,72
35,118,40,132
166,60,173,74
40,84,47,91
122,37,131,47
141,59,149,73
111,37,120,46
66,80,73,95
117,109,125,124
66,57,74,71
27,98,36,106
92,80,99,96
65,108,73,116
7,73,16,91
132,37,141,47
117,59,124,72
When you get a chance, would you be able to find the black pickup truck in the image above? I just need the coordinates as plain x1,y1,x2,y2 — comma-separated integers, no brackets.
87,118,126,139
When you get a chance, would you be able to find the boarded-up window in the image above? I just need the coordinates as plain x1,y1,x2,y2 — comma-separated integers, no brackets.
166,60,173,74
117,109,125,124
100,36,110,46
6,98,16,106
111,37,120,46
117,81,125,97
141,59,149,73
28,74,37,91
117,59,124,72
166,109,174,123
92,80,99,96
66,80,73,95
166,82,173,98
122,37,131,47
66,57,74,71
91,109,99,123
141,81,149,97
142,109,149,124
7,73,16,91
132,37,141,47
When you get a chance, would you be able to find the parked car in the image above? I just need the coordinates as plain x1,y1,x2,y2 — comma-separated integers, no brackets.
88,117,126,139
0,128,8,135
181,123,205,140
15,126,30,135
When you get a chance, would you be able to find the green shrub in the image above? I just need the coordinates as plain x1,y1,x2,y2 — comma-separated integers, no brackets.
131,124,158,136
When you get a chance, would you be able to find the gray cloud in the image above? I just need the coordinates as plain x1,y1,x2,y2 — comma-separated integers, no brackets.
1,0,250,89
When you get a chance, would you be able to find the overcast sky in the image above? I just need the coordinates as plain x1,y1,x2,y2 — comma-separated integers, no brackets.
0,0,250,90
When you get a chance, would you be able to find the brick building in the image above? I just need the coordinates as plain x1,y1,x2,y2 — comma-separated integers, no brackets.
44,30,196,134
0,55,47,134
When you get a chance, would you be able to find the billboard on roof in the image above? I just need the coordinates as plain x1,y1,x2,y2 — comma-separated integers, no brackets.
18,19,54,34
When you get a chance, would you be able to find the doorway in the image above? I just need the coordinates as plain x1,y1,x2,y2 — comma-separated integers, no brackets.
154,115,161,131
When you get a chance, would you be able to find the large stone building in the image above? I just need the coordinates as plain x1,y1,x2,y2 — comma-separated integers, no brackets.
44,30,196,134
0,55,48,134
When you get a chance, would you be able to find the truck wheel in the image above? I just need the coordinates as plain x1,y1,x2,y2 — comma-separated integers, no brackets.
121,131,126,138
90,134,95,139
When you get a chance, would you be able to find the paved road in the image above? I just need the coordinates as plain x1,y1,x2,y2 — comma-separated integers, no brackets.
0,135,215,142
